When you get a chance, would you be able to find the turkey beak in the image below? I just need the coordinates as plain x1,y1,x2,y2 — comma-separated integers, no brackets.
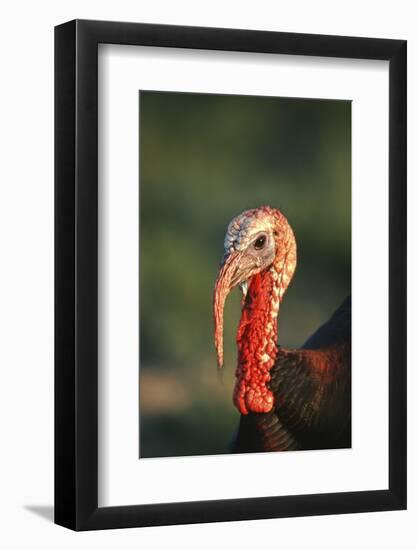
213,251,243,368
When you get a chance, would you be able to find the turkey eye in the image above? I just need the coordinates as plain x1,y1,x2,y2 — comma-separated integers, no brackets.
254,235,266,250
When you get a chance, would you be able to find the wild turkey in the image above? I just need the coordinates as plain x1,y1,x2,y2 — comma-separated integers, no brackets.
213,206,351,452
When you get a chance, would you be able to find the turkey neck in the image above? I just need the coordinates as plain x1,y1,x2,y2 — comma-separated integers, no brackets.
234,268,280,415
234,234,297,415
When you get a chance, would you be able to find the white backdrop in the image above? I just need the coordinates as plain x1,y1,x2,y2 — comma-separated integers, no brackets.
98,45,389,506
0,1,415,549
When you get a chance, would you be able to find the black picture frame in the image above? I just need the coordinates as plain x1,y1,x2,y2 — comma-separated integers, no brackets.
55,19,407,531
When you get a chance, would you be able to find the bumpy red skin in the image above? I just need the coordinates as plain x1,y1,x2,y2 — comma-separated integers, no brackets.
234,270,278,415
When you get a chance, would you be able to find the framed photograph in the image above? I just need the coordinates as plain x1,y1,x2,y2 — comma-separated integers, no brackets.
55,19,406,530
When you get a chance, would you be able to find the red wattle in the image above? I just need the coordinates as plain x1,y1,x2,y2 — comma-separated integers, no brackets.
234,269,279,415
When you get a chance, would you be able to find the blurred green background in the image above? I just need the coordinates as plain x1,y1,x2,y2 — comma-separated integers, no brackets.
139,91,351,458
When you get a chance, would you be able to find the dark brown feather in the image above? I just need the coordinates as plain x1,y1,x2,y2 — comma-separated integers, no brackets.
232,297,351,453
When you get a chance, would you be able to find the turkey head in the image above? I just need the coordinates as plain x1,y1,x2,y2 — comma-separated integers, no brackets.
214,206,297,415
